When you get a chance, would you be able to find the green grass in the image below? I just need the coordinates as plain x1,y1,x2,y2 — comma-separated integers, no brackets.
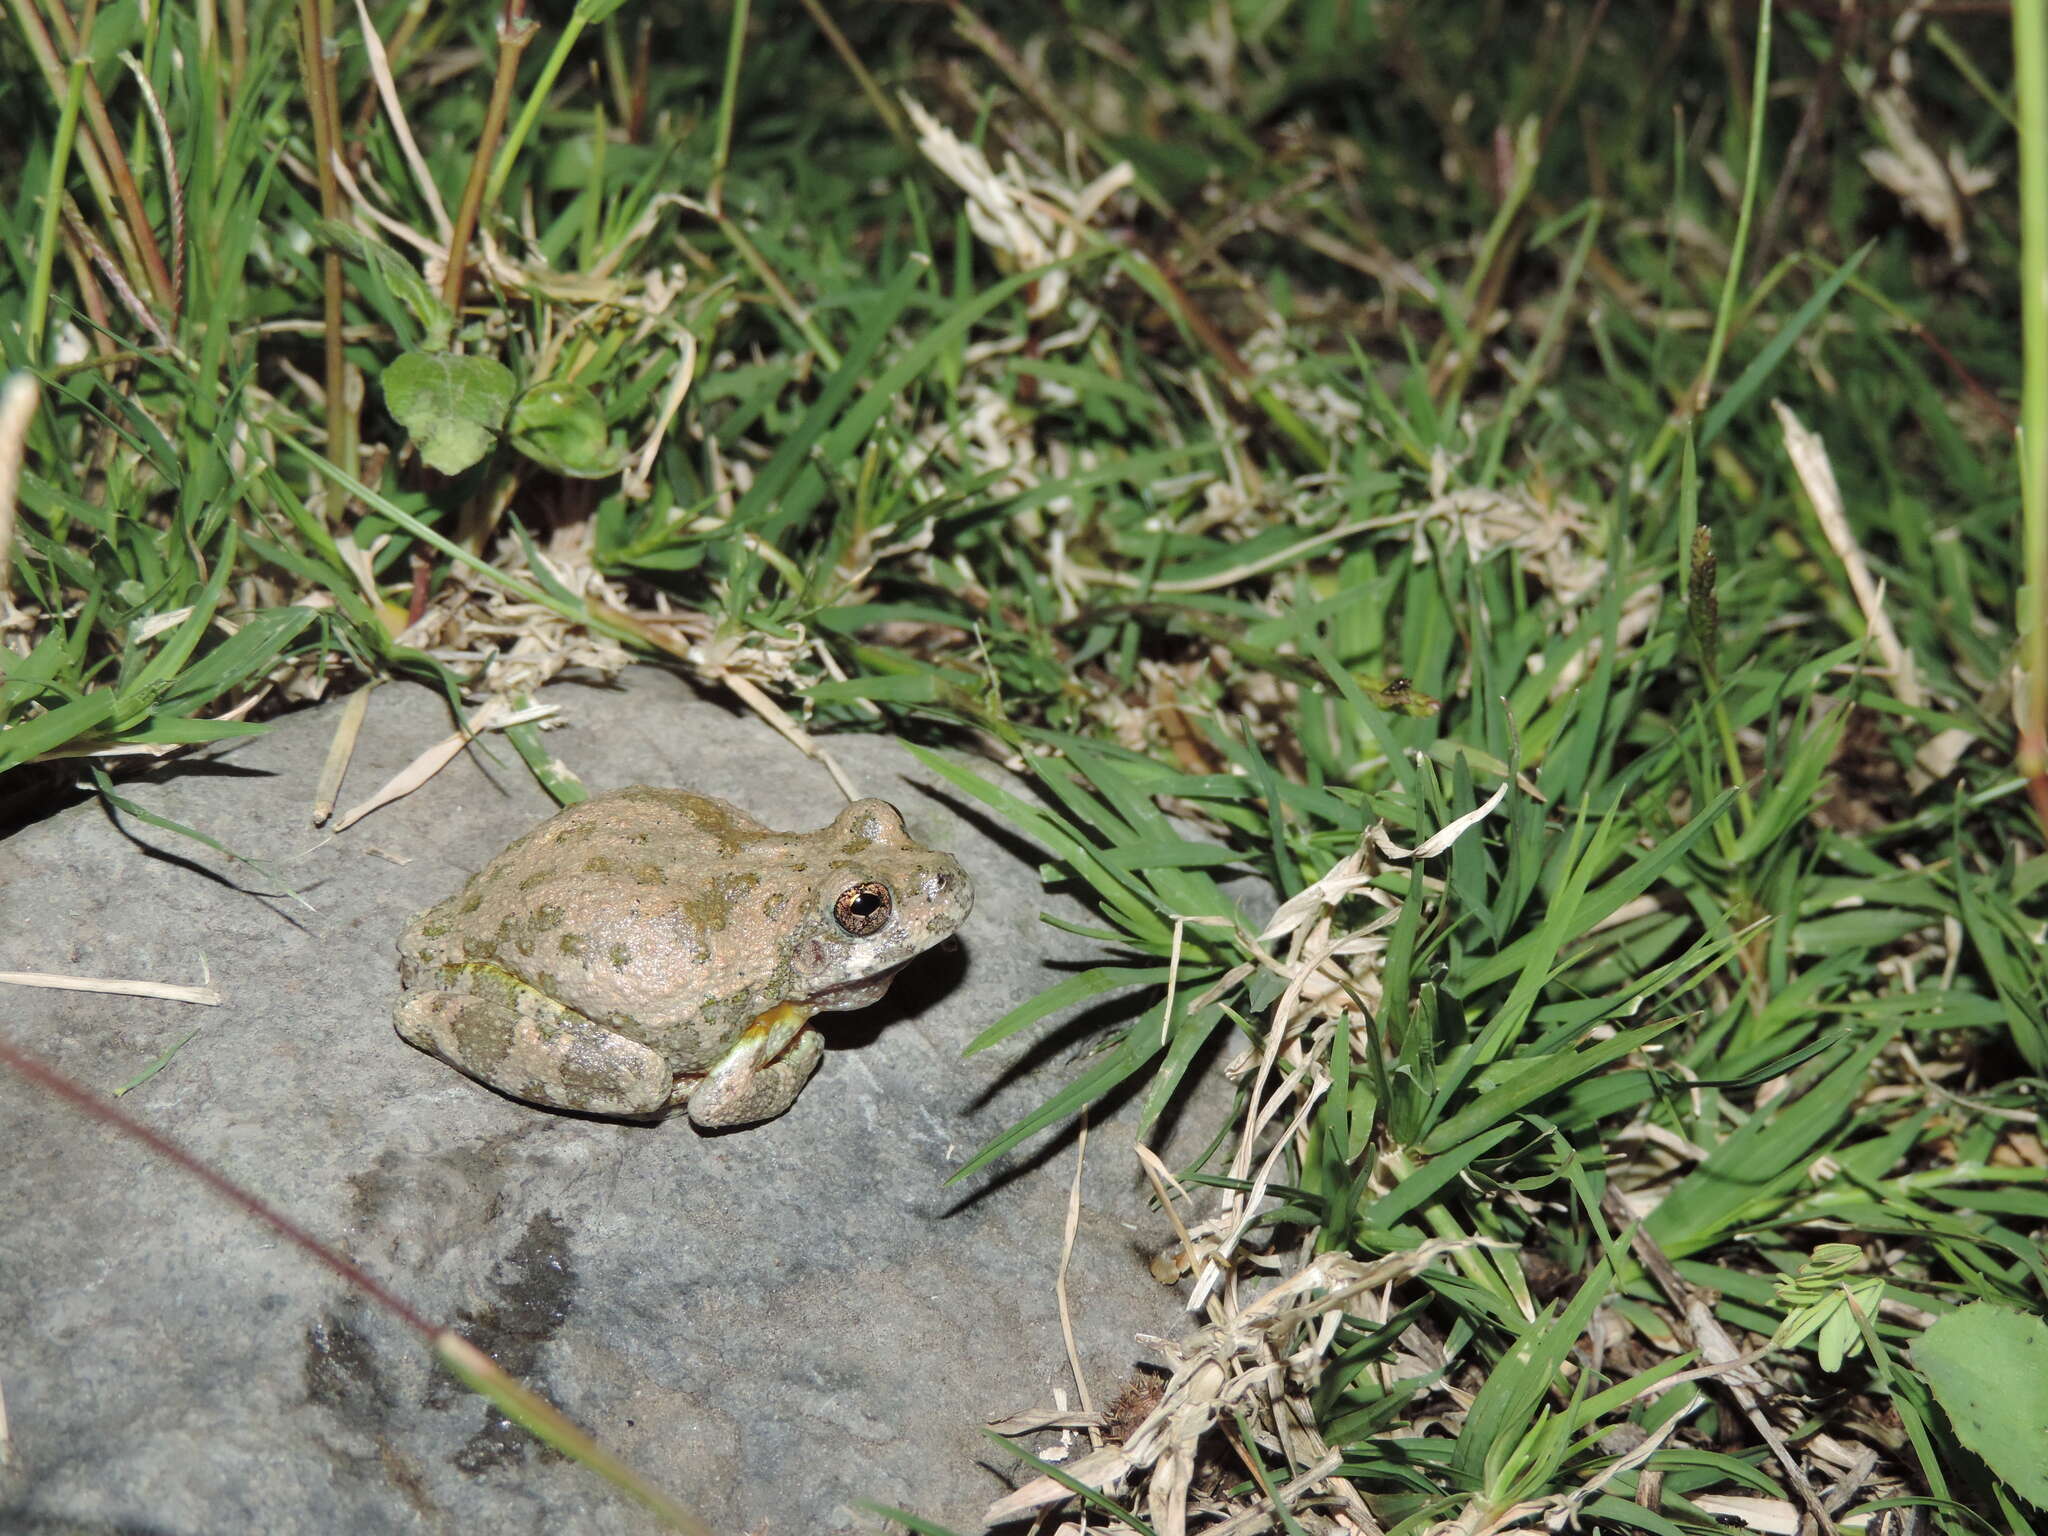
3,0,2045,1531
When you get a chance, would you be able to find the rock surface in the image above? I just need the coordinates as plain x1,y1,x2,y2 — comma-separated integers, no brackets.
0,669,1232,1535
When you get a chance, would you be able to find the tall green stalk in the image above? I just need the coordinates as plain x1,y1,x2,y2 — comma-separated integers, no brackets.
25,57,88,362
1698,0,1772,414
481,0,575,210
1641,0,1774,480
709,0,752,214
2015,0,2048,828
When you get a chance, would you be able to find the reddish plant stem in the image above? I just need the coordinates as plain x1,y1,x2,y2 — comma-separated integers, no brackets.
0,1033,436,1340
442,5,538,313
39,0,178,317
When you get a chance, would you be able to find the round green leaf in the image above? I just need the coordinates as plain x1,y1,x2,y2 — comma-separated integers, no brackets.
383,351,514,475
509,380,627,479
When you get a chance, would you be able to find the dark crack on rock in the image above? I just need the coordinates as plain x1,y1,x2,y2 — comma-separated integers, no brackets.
303,1304,395,1421
302,1303,446,1520
423,1210,579,1474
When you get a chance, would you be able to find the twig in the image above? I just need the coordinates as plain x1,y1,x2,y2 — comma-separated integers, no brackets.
1055,1111,1100,1446
1604,1188,1838,1536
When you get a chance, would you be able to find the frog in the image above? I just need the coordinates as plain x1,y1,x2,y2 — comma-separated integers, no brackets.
394,786,972,1128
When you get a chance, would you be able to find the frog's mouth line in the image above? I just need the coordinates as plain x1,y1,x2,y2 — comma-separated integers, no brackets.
798,959,910,1010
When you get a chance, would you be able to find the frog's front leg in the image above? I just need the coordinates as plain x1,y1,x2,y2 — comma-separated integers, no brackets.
678,1001,824,1129
396,978,673,1118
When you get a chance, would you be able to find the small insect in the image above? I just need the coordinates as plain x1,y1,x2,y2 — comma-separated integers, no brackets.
1712,1516,1749,1529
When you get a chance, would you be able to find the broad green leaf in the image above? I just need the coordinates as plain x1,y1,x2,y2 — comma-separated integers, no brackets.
1647,1028,1893,1257
125,716,268,745
510,381,628,478
116,526,237,724
152,606,319,717
1911,1303,2048,1509
383,351,515,474
1137,1001,1234,1131
1097,840,1250,873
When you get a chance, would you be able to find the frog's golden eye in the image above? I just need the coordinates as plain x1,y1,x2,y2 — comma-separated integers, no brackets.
833,880,892,937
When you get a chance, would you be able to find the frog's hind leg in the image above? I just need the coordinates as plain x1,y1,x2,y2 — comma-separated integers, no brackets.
395,988,673,1118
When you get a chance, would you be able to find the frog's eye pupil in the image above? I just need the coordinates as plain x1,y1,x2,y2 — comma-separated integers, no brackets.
834,880,892,937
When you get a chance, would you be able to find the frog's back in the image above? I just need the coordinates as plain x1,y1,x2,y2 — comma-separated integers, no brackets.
401,787,783,1016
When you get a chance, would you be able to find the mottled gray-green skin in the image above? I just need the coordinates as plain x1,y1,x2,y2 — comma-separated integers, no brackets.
394,787,971,1127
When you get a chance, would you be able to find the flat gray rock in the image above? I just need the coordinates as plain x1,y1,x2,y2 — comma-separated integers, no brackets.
0,669,1230,1535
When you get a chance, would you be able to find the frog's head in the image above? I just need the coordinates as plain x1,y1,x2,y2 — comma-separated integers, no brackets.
783,799,972,1013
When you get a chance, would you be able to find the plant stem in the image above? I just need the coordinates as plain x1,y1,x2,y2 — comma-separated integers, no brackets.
445,4,539,313
37,0,178,315
794,0,909,154
709,0,753,214
2016,0,2048,829
1695,0,1773,417
296,0,354,478
478,0,557,213
26,57,89,362
346,0,432,155
8,0,147,313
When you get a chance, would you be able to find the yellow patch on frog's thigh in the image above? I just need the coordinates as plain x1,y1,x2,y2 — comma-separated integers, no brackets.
738,1000,813,1058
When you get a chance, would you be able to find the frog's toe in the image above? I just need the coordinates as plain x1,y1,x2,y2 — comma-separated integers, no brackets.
684,1022,824,1129
395,991,673,1117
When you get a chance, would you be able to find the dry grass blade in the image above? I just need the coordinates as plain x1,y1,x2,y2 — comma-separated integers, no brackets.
1201,1449,1347,1536
623,329,699,496
1367,780,1507,859
1776,400,1924,709
1133,1144,1210,1290
0,969,222,1005
349,0,451,239
0,373,37,618
1055,1113,1102,1445
987,1240,1487,1532
312,684,376,825
1544,1397,1700,1529
901,92,1132,322
1859,84,1993,264
333,696,551,830
718,672,861,803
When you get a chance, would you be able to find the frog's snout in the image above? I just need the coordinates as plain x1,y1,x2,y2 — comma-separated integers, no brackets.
921,859,973,919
